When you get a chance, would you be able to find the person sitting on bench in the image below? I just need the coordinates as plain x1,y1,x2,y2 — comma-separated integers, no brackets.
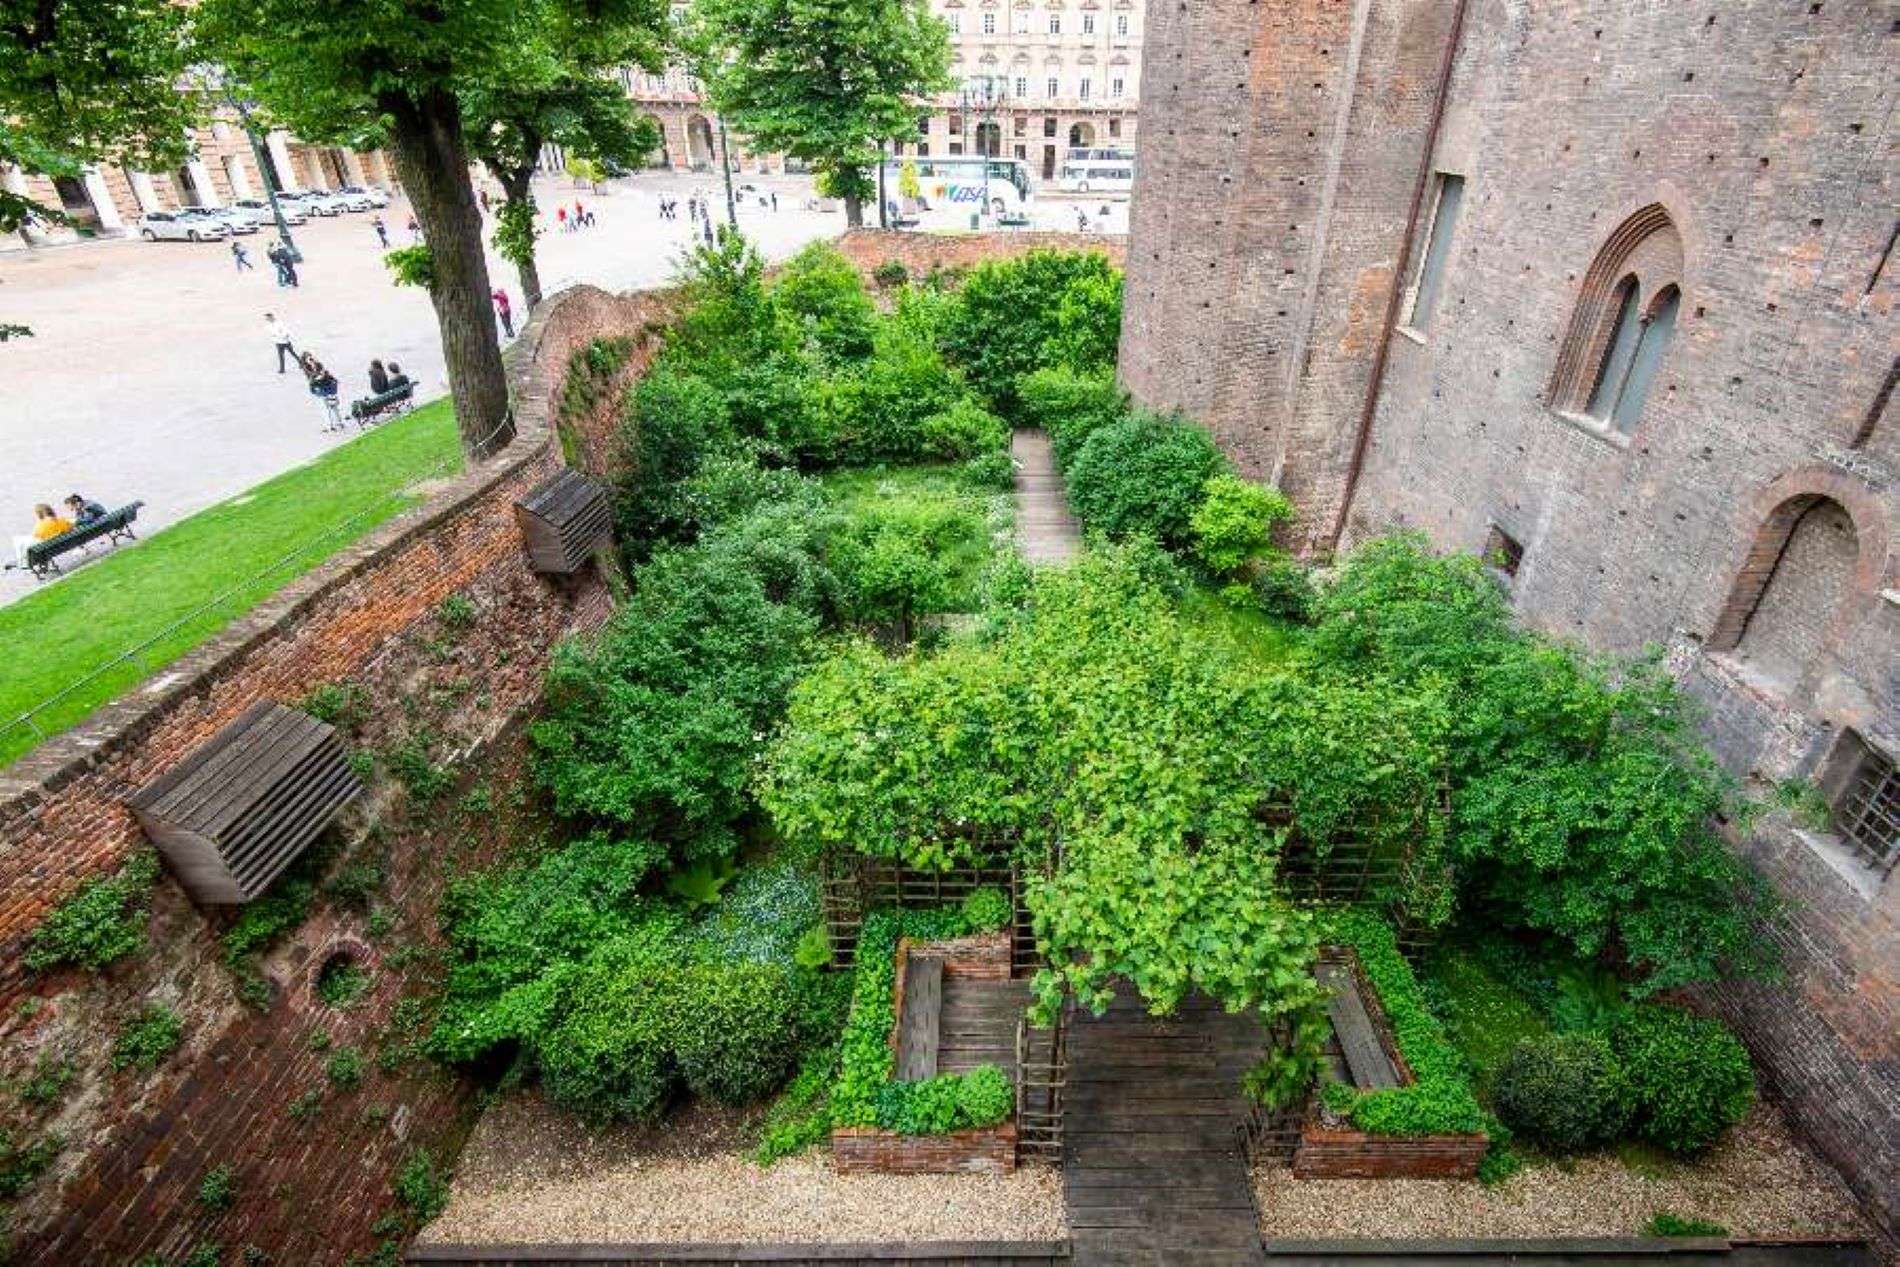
385,362,411,390
369,359,391,395
12,503,73,568
64,494,107,527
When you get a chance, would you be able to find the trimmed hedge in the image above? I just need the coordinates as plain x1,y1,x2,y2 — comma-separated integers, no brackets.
1492,1033,1628,1153
1612,1004,1754,1155
833,907,1014,1136
1316,909,1487,1137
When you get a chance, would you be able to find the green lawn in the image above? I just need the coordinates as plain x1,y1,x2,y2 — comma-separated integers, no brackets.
1178,584,1306,669
1419,942,1553,1097
0,400,461,769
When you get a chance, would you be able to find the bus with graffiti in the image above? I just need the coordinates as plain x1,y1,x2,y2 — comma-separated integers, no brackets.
880,156,1034,229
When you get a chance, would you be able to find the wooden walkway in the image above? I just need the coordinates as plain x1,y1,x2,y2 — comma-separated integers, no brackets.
1012,429,1082,564
1064,992,1268,1267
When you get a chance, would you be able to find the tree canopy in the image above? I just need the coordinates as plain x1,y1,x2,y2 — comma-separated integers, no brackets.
685,0,952,226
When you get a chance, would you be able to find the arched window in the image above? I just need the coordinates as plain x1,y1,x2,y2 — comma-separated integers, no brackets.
1549,204,1684,435
1709,494,1859,695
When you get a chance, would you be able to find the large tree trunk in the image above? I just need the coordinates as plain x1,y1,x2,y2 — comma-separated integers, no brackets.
497,166,544,310
843,188,863,228
385,87,513,461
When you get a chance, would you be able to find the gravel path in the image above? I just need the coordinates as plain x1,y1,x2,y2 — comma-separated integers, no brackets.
1254,1103,1867,1241
419,1093,1068,1245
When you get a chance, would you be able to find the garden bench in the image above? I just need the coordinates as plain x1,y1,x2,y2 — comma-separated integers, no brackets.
21,502,145,580
348,380,415,427
1318,958,1401,1090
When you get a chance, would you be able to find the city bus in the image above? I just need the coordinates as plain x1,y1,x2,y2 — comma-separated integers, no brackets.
1057,147,1137,195
880,156,1034,229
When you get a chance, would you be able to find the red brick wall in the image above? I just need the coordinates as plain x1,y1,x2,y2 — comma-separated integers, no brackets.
1292,1126,1486,1180
0,281,629,1266
831,1125,1019,1177
832,228,1126,279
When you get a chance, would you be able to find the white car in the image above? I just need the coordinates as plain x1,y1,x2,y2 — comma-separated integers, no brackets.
233,197,307,226
336,185,389,209
137,210,228,242
302,189,358,215
281,191,341,217
181,206,257,235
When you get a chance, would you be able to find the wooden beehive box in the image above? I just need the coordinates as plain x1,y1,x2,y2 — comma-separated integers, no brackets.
126,701,363,905
514,468,613,574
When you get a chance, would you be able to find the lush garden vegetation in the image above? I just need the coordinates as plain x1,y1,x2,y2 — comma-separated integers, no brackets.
425,236,1772,1173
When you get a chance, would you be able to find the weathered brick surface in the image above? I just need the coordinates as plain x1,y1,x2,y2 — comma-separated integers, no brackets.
1121,0,1898,1243
831,1125,1020,1176
1291,1126,1487,1180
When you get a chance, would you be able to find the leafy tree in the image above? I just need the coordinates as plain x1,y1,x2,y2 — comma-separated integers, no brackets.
685,0,952,227
1065,411,1228,549
1,0,199,334
940,249,1122,417
196,0,660,458
1191,474,1296,579
461,5,667,308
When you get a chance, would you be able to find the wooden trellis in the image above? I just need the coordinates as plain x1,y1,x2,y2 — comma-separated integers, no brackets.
820,854,1040,976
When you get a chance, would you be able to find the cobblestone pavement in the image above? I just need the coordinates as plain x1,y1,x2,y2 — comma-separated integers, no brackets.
0,172,844,606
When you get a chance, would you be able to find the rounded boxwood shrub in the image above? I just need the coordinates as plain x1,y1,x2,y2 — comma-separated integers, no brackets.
1612,1005,1754,1155
960,887,1012,932
956,1064,1014,1126
1065,412,1226,549
1492,1033,1628,1153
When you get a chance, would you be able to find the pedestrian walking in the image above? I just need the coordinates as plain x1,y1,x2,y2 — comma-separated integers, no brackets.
556,205,568,232
372,215,389,248
687,194,698,221
231,240,254,272
267,240,300,287
301,353,344,432
407,215,422,243
492,287,514,339
771,191,778,212
265,313,296,373
480,189,491,214
573,199,585,227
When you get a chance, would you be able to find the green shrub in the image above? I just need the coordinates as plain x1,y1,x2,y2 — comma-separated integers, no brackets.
959,449,1015,493
1252,558,1316,622
1015,366,1126,468
326,1048,366,1090
914,398,1007,462
955,1063,1013,1125
616,363,735,551
830,497,981,635
773,241,877,364
25,850,159,972
325,855,386,911
316,958,372,1008
197,1163,237,1212
1492,1034,1628,1153
1612,1005,1753,1155
302,681,371,732
940,249,1122,416
394,1147,448,1225
818,321,966,465
871,260,910,290
112,1004,184,1073
0,1130,58,1197
435,593,476,631
960,887,1011,932
1190,474,1294,578
1065,412,1227,550
1647,1211,1727,1238
385,731,454,803
17,1052,74,1107
755,1045,838,1164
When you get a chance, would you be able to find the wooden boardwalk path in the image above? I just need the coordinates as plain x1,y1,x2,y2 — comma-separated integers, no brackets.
1064,991,1268,1267
1012,429,1082,564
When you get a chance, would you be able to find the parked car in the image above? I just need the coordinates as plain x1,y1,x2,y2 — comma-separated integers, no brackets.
280,191,341,217
336,184,390,209
138,210,228,242
233,197,307,226
302,189,359,215
181,206,258,235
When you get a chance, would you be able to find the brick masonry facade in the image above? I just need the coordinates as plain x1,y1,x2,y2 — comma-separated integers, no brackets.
1119,0,1898,1245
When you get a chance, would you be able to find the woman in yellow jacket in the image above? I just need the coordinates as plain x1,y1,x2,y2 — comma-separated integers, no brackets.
11,504,74,569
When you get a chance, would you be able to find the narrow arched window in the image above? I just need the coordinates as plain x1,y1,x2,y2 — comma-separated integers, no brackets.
1612,285,1679,432
1585,276,1643,420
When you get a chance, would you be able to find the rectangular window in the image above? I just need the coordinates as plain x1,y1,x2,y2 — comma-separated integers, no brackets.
1834,734,1899,875
949,141,963,155
1082,13,1095,34
1116,13,1129,35
1044,116,1057,137
948,12,961,32
1111,77,1124,97
1108,117,1121,138
1047,77,1059,98
918,114,931,137
982,12,996,33
949,114,963,134
1405,172,1464,331
1015,144,1026,160
1079,78,1091,101
1048,14,1061,33
918,142,930,157
1483,524,1524,580
1014,114,1028,136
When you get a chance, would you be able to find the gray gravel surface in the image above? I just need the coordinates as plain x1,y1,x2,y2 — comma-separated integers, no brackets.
420,1093,1067,1245
1254,1102,1868,1241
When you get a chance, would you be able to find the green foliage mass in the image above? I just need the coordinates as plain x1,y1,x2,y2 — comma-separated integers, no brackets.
197,1164,237,1213
1647,1212,1728,1238
1611,1005,1754,1155
960,888,1011,933
1308,534,1774,994
0,1130,59,1199
833,908,1014,1135
1015,367,1130,469
112,1004,184,1073
1492,1034,1629,1154
940,250,1124,416
1065,412,1228,550
25,850,159,972
394,1147,449,1226
774,242,879,364
1191,474,1295,579
1316,909,1487,1137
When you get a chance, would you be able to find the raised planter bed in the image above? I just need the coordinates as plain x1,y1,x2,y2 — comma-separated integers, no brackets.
831,930,1020,1176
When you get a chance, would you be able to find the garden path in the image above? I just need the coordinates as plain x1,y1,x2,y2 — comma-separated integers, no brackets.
1011,429,1083,563
1064,990,1268,1267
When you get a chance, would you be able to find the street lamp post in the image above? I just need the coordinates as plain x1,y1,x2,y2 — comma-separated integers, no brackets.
715,115,737,228
197,66,302,263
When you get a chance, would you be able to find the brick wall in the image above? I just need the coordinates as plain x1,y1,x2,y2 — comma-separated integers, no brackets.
1119,0,1898,1244
0,281,630,1265
831,1125,1020,1177
1291,1126,1487,1180
831,228,1126,279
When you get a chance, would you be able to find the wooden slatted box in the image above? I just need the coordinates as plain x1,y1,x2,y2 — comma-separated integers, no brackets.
127,701,364,904
514,468,613,574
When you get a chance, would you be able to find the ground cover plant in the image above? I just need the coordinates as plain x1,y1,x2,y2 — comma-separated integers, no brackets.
0,399,460,768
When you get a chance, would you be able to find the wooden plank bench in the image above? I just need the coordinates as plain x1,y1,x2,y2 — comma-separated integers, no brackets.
896,954,944,1082
19,501,145,580
349,380,415,427
1317,959,1401,1090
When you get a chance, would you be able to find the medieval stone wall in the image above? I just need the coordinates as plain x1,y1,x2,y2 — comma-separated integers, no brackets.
1120,0,1898,1243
